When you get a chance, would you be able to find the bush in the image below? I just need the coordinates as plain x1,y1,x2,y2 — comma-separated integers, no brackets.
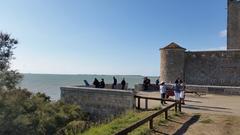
0,88,88,135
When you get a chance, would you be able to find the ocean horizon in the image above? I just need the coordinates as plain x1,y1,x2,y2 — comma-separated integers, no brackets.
19,73,159,100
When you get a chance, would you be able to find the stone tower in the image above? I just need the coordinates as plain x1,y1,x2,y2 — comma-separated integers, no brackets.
227,0,240,49
160,42,186,83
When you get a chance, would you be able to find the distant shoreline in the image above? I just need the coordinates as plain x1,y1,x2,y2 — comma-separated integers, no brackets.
21,73,159,77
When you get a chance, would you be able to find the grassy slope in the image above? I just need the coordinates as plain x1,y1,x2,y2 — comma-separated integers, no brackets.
81,109,177,135
81,111,152,135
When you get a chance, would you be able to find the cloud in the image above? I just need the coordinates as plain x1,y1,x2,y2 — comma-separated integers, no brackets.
219,29,227,37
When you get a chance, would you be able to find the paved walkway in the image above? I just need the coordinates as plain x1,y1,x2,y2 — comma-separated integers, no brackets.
137,91,240,116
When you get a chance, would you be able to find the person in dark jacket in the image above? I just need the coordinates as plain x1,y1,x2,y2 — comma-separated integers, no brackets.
93,78,100,88
99,78,105,88
143,77,151,91
84,80,90,87
121,78,126,90
156,79,160,86
143,77,148,90
112,76,117,89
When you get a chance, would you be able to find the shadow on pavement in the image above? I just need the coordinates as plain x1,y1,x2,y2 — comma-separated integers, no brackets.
182,105,232,114
172,114,200,135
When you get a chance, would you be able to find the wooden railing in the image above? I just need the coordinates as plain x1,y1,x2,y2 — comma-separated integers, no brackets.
115,101,181,135
134,95,181,112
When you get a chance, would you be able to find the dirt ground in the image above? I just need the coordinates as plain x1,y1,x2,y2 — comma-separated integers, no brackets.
137,91,240,116
137,91,240,135
150,113,240,135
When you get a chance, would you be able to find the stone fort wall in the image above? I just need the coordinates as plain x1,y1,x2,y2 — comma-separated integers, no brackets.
184,50,240,86
60,86,135,121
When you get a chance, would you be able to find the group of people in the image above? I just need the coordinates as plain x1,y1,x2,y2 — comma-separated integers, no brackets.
159,77,185,105
93,78,105,88
143,77,161,91
92,76,126,90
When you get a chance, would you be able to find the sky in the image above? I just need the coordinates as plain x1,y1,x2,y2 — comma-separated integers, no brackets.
0,0,227,76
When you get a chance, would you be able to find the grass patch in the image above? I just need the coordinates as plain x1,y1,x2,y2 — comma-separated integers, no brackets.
81,108,182,135
81,110,153,135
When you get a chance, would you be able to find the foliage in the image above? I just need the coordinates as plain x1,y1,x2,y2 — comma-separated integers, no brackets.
56,120,88,135
0,88,88,135
0,32,88,134
0,32,22,90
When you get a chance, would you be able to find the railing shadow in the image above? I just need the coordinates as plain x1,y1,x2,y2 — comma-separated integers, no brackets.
172,114,200,135
182,105,232,114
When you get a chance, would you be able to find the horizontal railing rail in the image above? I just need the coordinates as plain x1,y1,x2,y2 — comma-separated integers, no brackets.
115,101,180,135
134,95,181,111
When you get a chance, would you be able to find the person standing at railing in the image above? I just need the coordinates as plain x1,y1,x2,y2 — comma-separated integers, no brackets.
143,77,151,91
99,78,105,88
93,78,100,88
121,78,126,90
112,76,117,89
156,79,159,86
174,78,181,101
160,81,167,105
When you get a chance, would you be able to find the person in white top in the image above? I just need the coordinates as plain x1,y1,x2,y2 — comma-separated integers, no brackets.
174,78,181,101
159,81,167,105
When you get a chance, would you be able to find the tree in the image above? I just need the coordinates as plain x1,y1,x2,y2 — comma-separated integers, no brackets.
0,32,89,134
0,32,22,90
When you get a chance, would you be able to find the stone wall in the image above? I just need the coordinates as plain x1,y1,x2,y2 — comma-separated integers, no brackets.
60,86,135,121
185,50,240,86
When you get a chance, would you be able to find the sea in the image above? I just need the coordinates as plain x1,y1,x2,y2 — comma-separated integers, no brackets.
19,74,159,101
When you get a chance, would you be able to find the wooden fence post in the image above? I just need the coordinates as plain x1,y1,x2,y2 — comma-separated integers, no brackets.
137,97,140,109
165,110,168,119
145,98,148,110
178,101,182,112
149,119,153,129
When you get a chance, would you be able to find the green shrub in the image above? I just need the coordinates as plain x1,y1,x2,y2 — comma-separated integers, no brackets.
0,88,88,135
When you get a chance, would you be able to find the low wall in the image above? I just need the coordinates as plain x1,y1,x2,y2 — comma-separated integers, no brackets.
134,83,240,95
60,86,135,121
186,85,240,95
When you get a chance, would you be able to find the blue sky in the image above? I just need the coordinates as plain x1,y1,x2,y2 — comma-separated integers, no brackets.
0,0,227,76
